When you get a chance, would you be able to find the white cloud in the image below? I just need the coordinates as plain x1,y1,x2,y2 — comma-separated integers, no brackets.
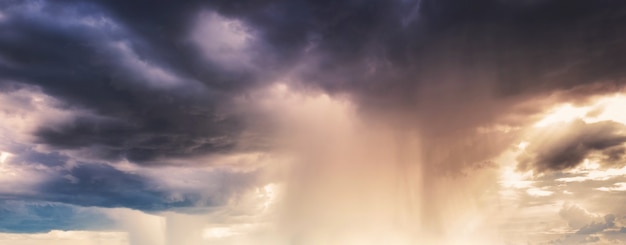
596,182,626,192
556,163,626,183
527,187,554,197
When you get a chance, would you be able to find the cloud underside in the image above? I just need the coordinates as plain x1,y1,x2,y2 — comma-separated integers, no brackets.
1,0,625,165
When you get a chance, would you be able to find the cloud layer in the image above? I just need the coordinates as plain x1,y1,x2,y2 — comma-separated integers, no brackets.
2,0,626,244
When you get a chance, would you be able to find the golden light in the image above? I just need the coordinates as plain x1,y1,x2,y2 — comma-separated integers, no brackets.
533,103,591,128
584,94,626,125
257,183,279,211
534,93,626,128
202,227,236,239
556,163,626,182
516,141,529,150
526,187,553,197
500,165,532,189
490,93,626,244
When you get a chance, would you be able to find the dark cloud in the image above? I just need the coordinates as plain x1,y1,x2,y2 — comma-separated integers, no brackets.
271,0,626,111
0,200,114,233
37,163,192,210
36,163,259,211
0,0,260,164
1,0,626,166
0,148,260,211
10,149,69,168
518,120,626,172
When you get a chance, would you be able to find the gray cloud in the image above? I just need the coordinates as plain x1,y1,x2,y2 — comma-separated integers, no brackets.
518,120,626,172
560,203,599,229
577,214,615,234
559,203,615,235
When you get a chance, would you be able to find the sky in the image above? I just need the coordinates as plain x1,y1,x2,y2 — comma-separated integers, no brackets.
1,0,626,244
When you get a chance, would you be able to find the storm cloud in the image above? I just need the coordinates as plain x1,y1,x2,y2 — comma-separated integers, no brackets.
2,0,626,243
2,0,626,167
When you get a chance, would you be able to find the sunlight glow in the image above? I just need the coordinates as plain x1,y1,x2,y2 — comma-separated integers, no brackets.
533,104,591,127
526,188,553,197
202,227,236,239
0,152,10,164
596,182,626,192
534,93,626,127
257,183,278,211
516,141,529,151
557,160,626,182
500,166,532,189
583,94,626,125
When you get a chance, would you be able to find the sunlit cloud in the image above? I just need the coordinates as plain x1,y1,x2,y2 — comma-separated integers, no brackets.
533,94,626,128
500,165,533,189
533,103,593,128
556,163,626,183
489,92,626,243
596,182,626,192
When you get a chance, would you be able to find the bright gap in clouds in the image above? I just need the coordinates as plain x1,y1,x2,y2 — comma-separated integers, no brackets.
495,92,626,244
0,151,10,163
534,94,626,127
